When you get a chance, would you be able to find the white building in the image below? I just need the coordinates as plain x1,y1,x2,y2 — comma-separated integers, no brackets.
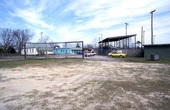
21,43,54,55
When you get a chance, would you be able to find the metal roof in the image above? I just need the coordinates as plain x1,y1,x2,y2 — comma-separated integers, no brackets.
25,43,53,51
98,34,137,43
26,43,51,48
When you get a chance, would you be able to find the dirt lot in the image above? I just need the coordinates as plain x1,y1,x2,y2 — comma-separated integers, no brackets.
0,59,170,110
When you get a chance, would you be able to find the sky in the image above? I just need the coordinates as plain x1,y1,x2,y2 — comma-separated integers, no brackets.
0,0,170,45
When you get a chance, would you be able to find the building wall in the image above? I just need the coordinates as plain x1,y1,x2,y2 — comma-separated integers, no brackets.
21,48,38,55
54,48,74,55
72,48,83,54
122,49,143,57
144,45,170,59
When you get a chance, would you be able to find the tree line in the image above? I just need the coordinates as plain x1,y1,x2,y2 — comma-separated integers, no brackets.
0,28,34,54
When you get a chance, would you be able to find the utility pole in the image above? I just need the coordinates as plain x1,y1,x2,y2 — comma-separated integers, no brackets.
125,23,128,35
150,10,156,45
141,26,144,45
143,31,145,45
40,32,43,43
98,34,103,55
153,35,156,44
125,23,129,48
98,34,102,41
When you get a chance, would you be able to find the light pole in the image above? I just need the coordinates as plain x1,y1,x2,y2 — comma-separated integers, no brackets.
98,34,102,41
125,23,129,48
98,34,103,54
40,32,43,43
125,23,128,35
150,10,156,45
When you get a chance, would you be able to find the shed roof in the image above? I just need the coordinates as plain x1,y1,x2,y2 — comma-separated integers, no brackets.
98,34,137,43
26,43,51,48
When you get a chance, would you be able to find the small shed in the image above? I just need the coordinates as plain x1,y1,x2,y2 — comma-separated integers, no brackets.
144,44,170,59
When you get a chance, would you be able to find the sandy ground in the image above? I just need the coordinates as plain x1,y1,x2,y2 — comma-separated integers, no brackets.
0,60,170,110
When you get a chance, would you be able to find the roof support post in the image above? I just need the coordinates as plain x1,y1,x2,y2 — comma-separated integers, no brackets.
82,41,84,59
45,42,47,59
119,39,120,49
101,42,103,55
135,35,136,49
123,40,124,48
116,41,117,48
108,39,109,49
114,41,115,48
127,38,129,49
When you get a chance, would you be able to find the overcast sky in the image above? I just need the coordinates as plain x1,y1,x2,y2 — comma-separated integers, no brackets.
0,0,170,44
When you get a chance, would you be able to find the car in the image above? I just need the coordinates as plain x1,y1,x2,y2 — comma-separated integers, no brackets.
108,51,127,58
84,52,96,57
85,52,91,57
91,52,96,56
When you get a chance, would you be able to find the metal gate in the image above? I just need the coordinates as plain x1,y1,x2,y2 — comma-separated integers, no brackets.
23,41,84,59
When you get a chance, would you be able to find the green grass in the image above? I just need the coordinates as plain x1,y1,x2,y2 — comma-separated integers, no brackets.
0,58,84,68
125,57,170,64
0,57,170,68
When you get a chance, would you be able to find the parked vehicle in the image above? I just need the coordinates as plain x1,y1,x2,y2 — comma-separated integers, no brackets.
91,52,96,56
85,52,96,57
108,51,126,58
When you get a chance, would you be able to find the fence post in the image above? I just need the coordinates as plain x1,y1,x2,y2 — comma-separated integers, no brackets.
24,43,26,60
65,42,67,58
45,42,47,59
82,41,84,59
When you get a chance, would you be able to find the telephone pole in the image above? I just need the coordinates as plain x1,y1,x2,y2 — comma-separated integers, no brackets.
40,32,43,43
125,23,128,35
150,10,156,45
98,34,103,55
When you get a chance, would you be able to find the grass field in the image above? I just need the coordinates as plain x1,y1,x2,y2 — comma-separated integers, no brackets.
0,58,170,110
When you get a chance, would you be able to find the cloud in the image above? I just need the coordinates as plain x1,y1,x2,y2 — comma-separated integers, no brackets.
2,0,170,44
55,24,98,44
62,0,170,31
6,0,55,31
11,7,54,30
42,0,170,44
61,0,150,32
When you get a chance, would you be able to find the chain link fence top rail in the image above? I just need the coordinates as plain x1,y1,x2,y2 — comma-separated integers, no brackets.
22,41,84,59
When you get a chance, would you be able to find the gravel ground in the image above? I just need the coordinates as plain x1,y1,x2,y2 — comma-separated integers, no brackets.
0,59,170,110
85,55,126,61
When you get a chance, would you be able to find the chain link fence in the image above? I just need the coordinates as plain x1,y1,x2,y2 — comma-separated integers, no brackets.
23,41,84,59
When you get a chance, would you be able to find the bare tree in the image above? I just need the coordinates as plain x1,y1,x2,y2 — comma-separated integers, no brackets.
92,38,98,48
13,29,22,53
76,43,81,48
84,44,94,49
0,28,14,53
21,29,34,44
13,29,34,54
